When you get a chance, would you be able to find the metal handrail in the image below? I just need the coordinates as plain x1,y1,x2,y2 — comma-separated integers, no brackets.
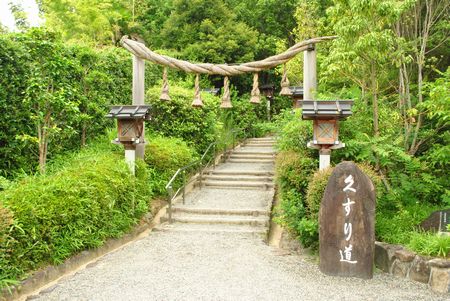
164,127,252,223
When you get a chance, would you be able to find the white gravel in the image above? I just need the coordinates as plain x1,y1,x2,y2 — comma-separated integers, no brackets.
32,231,446,301
29,139,448,301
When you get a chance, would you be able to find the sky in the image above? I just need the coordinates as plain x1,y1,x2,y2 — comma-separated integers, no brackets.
0,0,43,30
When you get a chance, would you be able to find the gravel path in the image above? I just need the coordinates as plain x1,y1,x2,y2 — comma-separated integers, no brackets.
33,231,446,301
29,139,448,301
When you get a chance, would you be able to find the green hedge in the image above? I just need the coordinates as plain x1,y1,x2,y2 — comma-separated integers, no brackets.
144,136,198,195
0,28,161,177
146,85,220,153
0,151,152,286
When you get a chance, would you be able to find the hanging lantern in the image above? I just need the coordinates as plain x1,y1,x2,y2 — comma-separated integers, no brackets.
220,76,232,108
250,73,261,104
191,74,204,107
280,64,293,96
160,67,171,101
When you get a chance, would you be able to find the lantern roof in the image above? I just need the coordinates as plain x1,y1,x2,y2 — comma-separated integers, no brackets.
202,88,221,96
302,100,353,120
106,105,151,120
289,86,304,97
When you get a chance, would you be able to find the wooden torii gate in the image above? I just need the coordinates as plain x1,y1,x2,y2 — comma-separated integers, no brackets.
119,35,336,167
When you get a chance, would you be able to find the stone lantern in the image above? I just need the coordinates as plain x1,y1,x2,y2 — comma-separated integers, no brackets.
302,100,353,170
289,86,304,109
106,105,151,174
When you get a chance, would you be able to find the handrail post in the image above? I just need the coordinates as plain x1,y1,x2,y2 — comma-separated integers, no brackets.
168,186,173,223
199,165,203,189
182,170,186,204
213,144,216,169
232,132,235,149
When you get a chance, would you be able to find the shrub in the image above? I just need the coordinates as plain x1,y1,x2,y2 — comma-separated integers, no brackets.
274,109,314,155
0,152,152,283
276,151,316,194
296,218,319,251
146,85,220,153
305,167,334,220
407,232,450,258
144,136,197,195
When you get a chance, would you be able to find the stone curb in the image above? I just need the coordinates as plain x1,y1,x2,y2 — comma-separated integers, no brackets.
374,241,450,294
0,204,169,301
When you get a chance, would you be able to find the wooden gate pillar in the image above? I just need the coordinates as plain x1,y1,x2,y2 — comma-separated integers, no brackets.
303,44,317,100
133,55,146,159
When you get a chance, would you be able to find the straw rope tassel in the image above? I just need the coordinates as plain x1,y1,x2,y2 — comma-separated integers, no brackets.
220,76,232,108
191,74,204,107
250,73,261,104
280,64,292,96
160,67,171,101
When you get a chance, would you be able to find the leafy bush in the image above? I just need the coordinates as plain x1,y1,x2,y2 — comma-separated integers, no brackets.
274,109,313,154
144,136,198,195
296,218,319,250
146,85,220,153
0,152,152,284
305,167,333,220
252,122,277,137
0,28,163,177
276,151,316,194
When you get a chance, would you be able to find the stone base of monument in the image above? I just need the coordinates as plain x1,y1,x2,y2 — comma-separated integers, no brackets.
319,161,376,279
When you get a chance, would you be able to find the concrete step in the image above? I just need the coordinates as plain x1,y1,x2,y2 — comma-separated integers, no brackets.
168,214,270,227
232,151,276,155
227,159,274,163
207,170,274,176
246,139,275,143
154,223,268,238
243,143,275,147
203,180,274,189
202,175,273,182
246,137,275,141
230,154,274,159
171,207,269,217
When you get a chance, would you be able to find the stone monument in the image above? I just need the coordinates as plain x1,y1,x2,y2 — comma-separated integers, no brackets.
319,161,376,279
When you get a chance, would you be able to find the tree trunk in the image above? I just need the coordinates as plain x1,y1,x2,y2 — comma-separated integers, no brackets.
81,124,87,147
371,64,379,138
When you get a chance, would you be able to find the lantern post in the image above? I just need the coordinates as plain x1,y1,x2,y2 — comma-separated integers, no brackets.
106,105,152,175
302,100,353,170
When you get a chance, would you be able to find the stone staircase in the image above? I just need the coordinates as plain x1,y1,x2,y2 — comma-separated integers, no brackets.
157,137,276,239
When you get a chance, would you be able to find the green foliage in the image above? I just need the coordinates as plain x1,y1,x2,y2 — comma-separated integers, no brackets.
146,85,220,153
228,94,268,136
296,218,319,251
0,29,159,177
305,168,333,220
376,204,450,257
252,122,277,138
274,109,313,154
40,0,136,46
144,136,197,195
408,233,450,258
160,0,258,64
0,150,152,284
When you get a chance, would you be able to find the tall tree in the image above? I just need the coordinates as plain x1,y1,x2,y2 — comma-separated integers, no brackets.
160,0,258,64
9,1,30,31
40,0,139,45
